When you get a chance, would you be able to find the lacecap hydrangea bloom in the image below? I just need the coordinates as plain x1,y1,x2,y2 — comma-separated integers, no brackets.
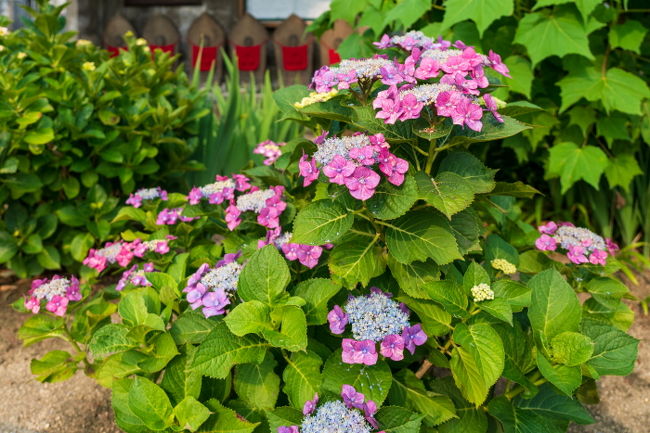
188,174,251,205
24,276,82,316
328,288,427,365
116,262,155,291
226,185,287,230
253,140,286,166
278,385,384,433
183,253,242,318
125,187,168,208
534,221,619,265
83,238,172,272
258,228,332,269
299,132,408,200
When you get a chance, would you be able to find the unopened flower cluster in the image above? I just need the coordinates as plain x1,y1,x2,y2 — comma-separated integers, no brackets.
259,228,332,269
299,132,408,200
278,385,384,433
471,283,494,302
83,238,172,272
125,187,168,208
491,258,516,274
116,262,155,291
293,89,339,108
535,221,619,265
25,276,82,316
254,140,286,166
310,31,509,131
328,288,427,365
183,253,242,318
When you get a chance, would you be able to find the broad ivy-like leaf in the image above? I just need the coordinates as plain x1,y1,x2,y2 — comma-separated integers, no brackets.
376,406,425,433
581,319,639,377
282,351,323,409
382,0,430,29
389,370,457,425
238,245,290,305
503,55,534,98
533,0,601,20
322,349,392,405
609,20,646,53
450,322,505,406
416,171,475,219
366,174,418,220
234,354,280,410
328,234,386,288
385,209,462,264
550,331,593,366
536,352,582,396
441,0,514,36
558,66,650,115
388,256,441,299
604,153,642,191
261,305,308,352
224,301,272,336
548,142,608,193
128,377,174,430
291,200,354,245
528,269,581,353
438,152,497,194
293,278,342,325
192,322,268,379
514,8,593,65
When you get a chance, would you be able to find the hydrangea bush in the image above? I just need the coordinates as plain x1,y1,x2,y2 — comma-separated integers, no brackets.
16,32,638,433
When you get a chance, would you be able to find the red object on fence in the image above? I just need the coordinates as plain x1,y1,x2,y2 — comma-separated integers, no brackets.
107,46,127,57
281,44,308,71
150,43,175,57
328,48,341,65
191,45,219,71
234,44,262,71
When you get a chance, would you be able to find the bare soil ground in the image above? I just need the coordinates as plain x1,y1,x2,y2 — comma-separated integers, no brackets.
0,271,648,433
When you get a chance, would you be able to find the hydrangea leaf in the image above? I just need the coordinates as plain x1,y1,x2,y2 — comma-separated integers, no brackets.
88,324,134,356
160,349,202,404
532,0,601,21
322,349,392,405
224,301,272,336
293,278,342,325
514,8,593,66
366,174,418,220
384,209,462,264
398,294,453,337
376,406,425,433
282,351,323,410
527,269,581,353
547,142,608,193
30,350,77,383
261,305,308,352
266,407,303,433
127,377,174,430
174,397,210,432
389,370,457,425
238,245,291,306
558,66,650,115
477,298,513,326
292,200,354,245
441,0,514,36
201,399,259,433
138,332,180,373
515,383,594,424
581,319,639,377
438,152,497,194
388,256,441,300
191,321,268,379
450,322,505,406
169,310,217,345
234,354,280,410
609,20,647,53
550,331,594,366
536,352,582,395
450,115,531,144
416,171,475,219
604,153,643,191
492,279,531,312
328,234,386,288
424,280,469,318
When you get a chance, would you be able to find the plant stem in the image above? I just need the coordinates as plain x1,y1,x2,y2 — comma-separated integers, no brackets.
415,360,433,379
424,139,438,175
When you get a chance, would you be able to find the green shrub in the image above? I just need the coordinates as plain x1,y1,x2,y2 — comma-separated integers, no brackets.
16,31,638,433
0,1,208,277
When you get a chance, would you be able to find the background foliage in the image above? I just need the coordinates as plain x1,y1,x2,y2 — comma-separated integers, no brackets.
310,0,650,255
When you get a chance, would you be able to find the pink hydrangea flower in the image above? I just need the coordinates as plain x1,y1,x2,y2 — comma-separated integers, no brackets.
303,393,319,416
344,167,381,200
454,98,483,131
323,155,356,185
299,155,319,187
342,339,378,365
483,94,503,123
46,295,69,317
535,234,557,251
589,249,608,265
488,50,511,77
327,305,349,334
341,384,366,409
567,245,589,264
380,334,405,361
402,324,427,355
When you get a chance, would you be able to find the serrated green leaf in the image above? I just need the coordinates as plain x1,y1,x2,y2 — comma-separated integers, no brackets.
294,278,342,325
389,370,457,425
282,351,323,409
388,256,440,299
536,352,582,395
398,294,453,337
424,280,468,318
503,55,534,98
234,354,280,410
376,406,425,433
192,321,268,379
366,174,418,220
261,305,308,352
328,234,385,288
238,245,290,305
383,0,430,28
160,350,203,404
416,171,475,219
200,399,259,433
478,298,513,325
450,322,505,405
609,20,646,53
128,377,174,430
604,153,642,191
581,319,638,377
170,311,217,345
291,200,354,245
550,331,594,366
438,152,497,194
224,301,272,336
138,332,179,373
30,350,77,383
89,324,134,356
175,396,210,432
